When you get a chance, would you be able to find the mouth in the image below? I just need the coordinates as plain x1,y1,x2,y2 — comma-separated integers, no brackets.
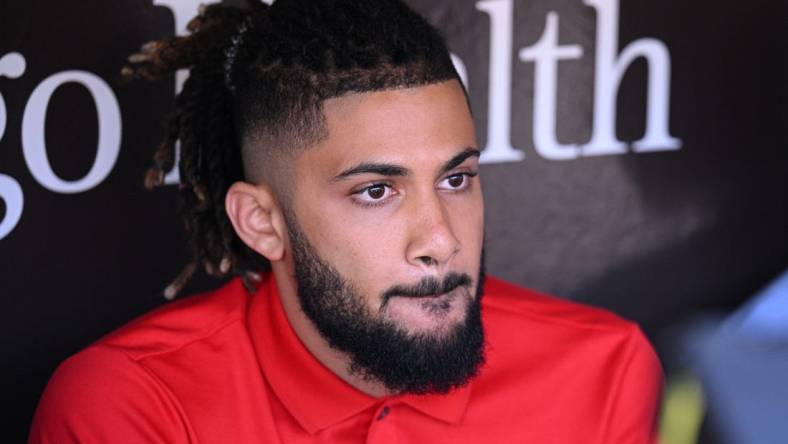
417,290,456,315
388,285,461,303
403,289,454,299
383,273,470,297
385,286,463,317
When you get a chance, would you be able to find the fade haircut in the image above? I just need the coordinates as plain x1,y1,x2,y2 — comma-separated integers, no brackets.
122,0,462,296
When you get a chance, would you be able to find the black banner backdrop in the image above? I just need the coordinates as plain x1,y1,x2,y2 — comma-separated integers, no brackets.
2,0,787,440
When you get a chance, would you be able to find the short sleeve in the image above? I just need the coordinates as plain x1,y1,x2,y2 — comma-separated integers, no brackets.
29,345,191,444
602,326,664,444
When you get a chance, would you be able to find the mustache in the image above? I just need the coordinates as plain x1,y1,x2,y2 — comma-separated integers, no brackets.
381,272,473,307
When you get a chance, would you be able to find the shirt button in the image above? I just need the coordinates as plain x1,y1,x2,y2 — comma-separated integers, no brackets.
377,406,390,421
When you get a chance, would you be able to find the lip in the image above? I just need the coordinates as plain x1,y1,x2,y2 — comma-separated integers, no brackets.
398,287,458,300
382,287,464,321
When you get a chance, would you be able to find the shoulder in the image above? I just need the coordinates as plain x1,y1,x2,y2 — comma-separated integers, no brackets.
29,278,251,443
477,277,662,440
475,277,662,441
96,277,250,359
480,276,662,401
481,275,658,358
29,344,193,443
481,276,642,341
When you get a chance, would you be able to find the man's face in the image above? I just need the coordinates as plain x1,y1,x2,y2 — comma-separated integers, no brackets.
286,79,485,392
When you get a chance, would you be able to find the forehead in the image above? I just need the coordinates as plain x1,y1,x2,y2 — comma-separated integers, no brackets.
298,80,477,176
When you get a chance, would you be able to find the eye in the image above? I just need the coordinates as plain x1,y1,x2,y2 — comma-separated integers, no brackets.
447,175,465,188
439,172,476,191
352,183,396,205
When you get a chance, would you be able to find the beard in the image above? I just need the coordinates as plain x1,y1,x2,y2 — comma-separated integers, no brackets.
286,218,486,395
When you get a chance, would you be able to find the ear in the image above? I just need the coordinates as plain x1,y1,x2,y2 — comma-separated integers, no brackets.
225,181,286,262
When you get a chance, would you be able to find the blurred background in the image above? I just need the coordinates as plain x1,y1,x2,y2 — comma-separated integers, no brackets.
2,0,787,442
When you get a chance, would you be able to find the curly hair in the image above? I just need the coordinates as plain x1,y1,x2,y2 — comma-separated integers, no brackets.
122,0,462,297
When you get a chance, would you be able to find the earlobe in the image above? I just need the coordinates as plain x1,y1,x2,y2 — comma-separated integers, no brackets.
225,182,285,262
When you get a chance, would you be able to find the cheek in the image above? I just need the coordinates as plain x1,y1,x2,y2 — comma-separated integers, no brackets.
294,185,484,301
306,213,407,297
448,193,484,245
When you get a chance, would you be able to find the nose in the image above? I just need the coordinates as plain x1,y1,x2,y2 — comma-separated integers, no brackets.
405,191,461,271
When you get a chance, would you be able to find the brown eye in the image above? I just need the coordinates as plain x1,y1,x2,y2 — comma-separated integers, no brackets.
447,175,465,188
366,185,387,199
352,183,395,206
438,172,476,192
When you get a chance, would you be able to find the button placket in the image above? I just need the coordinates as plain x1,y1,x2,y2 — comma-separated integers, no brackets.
377,405,390,421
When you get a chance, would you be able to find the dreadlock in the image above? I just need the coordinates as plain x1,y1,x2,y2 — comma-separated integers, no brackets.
122,0,462,298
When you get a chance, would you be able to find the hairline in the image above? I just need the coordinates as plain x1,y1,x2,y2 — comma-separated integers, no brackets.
239,77,468,203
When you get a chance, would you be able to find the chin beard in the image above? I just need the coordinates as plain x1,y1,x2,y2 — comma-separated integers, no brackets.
287,219,486,395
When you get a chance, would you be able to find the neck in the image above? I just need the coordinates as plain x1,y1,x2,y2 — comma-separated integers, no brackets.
271,263,392,398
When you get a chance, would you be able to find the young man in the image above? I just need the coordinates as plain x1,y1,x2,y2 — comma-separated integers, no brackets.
30,1,662,442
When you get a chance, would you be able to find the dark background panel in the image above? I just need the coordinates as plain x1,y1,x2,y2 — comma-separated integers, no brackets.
2,0,786,441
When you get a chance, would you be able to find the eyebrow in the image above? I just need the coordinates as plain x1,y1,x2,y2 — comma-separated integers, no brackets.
438,148,481,176
332,148,481,182
333,163,409,181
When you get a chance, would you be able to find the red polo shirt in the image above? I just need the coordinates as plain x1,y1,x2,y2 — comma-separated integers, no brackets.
30,274,662,443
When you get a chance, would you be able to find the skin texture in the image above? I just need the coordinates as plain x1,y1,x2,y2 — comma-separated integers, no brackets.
226,79,484,397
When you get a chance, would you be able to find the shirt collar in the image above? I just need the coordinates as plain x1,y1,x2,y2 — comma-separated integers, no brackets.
246,273,473,434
